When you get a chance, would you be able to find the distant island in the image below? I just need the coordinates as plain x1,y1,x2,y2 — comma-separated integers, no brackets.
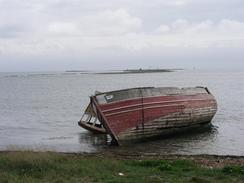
102,69,173,74
66,68,183,74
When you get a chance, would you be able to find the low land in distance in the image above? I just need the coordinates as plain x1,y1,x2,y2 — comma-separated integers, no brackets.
66,68,183,74
0,151,243,183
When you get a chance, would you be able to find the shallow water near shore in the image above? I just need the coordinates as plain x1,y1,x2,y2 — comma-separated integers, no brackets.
0,70,243,155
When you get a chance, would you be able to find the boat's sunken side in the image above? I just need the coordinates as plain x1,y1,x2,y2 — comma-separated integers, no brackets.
89,87,217,144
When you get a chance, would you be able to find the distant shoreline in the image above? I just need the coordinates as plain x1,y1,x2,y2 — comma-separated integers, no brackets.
66,69,183,74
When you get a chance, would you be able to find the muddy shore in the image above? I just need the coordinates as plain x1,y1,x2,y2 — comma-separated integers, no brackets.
67,152,244,168
2,151,243,168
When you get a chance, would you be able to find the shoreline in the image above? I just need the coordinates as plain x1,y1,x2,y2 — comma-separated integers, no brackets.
1,151,244,168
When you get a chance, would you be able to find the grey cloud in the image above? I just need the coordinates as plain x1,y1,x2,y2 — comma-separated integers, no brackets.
0,0,244,71
0,24,27,38
0,25,18,38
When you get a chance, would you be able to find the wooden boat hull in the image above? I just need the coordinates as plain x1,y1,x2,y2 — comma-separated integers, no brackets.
79,87,217,145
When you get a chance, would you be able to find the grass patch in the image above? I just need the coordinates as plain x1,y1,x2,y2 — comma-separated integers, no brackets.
0,152,243,183
222,166,244,175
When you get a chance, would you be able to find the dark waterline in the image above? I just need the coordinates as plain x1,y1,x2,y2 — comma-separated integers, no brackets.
0,70,243,155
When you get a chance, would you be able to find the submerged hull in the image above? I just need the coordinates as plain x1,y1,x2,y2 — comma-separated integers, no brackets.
79,87,217,144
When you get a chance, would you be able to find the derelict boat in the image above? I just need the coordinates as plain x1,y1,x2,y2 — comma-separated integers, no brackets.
78,87,217,145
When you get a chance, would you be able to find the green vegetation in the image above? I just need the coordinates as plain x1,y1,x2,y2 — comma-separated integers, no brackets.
0,152,243,183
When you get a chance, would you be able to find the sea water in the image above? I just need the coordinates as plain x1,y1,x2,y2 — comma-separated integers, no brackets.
0,70,243,155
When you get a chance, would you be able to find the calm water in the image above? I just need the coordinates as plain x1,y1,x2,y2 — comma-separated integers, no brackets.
0,70,243,155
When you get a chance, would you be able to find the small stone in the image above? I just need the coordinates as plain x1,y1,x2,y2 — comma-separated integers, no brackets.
118,172,124,176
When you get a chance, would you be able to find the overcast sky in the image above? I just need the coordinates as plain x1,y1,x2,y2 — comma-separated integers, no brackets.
0,0,244,71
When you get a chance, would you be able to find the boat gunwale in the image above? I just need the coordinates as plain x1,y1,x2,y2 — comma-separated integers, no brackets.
92,86,207,97
97,93,213,107
92,87,154,97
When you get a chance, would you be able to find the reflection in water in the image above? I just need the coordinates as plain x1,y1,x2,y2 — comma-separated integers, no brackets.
78,124,218,154
78,131,111,147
